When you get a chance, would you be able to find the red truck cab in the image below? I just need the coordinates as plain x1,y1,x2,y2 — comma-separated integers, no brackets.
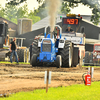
93,44,100,63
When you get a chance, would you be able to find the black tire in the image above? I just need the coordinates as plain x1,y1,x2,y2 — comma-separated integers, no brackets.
31,54,37,67
72,47,79,67
17,49,20,62
17,49,20,61
59,40,73,67
17,49,24,62
56,55,62,68
84,51,89,66
17,49,20,56
32,39,40,55
31,39,43,66
29,45,32,63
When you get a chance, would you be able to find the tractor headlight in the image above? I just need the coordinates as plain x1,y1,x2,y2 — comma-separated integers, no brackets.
59,40,64,43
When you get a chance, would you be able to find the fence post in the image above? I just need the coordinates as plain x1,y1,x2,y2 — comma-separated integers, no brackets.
46,69,49,93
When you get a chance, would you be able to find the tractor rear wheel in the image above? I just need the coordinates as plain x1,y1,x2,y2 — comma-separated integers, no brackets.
32,40,40,55
20,49,24,62
31,39,43,66
84,51,89,66
59,41,73,67
17,49,20,58
89,53,93,66
17,49,24,62
72,47,79,67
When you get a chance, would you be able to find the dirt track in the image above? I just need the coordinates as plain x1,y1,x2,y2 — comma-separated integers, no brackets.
0,64,100,95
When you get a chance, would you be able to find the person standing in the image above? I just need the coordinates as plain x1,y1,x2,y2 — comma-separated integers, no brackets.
10,37,19,64
66,25,74,33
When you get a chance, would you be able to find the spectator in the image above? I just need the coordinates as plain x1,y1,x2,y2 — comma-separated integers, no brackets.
10,37,19,64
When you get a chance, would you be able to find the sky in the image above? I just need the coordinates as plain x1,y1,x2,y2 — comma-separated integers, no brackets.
0,0,92,15
70,4,92,15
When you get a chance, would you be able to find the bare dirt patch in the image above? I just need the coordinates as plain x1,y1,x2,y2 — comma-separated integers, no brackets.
0,64,100,94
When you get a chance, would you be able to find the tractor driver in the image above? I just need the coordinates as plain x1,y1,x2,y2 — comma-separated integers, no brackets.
66,25,74,33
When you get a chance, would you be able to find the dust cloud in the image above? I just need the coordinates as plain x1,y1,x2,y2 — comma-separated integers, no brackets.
47,0,61,32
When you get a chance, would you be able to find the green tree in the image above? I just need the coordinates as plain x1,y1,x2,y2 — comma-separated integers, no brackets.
4,4,18,23
4,4,29,23
28,10,41,24
7,0,100,25
4,4,17,19
0,3,41,24
17,4,28,19
35,3,47,19
7,0,44,5
62,0,100,25
0,5,5,17
60,2,71,14
7,0,27,5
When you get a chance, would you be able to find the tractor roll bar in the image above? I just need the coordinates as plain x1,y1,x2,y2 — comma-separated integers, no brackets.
44,25,62,38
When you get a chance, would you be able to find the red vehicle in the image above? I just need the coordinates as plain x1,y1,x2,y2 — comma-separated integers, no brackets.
93,44,100,64
84,43,100,66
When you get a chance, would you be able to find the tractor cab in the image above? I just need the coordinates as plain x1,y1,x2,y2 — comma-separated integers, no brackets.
62,14,78,36
60,14,85,45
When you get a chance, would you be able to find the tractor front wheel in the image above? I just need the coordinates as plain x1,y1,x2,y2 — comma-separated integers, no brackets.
31,54,37,67
56,55,62,68
31,39,43,66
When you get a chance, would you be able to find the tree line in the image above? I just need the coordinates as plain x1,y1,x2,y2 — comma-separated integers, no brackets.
8,0,100,25
0,2,70,25
1,0,100,25
0,4,41,24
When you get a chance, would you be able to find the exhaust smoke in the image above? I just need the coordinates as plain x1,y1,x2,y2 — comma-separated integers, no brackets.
47,0,61,33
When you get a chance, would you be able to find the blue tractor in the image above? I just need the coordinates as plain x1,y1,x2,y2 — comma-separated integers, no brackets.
31,14,85,68
31,25,63,68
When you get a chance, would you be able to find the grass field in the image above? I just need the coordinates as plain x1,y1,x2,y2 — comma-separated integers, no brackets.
0,61,30,65
1,81,100,100
82,65,100,68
